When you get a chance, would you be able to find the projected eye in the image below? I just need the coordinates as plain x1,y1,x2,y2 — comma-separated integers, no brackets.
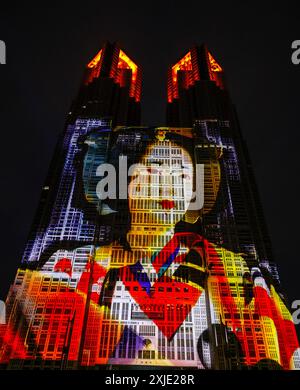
147,168,159,174
182,173,190,179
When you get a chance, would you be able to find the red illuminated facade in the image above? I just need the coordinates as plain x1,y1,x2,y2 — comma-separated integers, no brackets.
70,41,141,126
167,44,228,126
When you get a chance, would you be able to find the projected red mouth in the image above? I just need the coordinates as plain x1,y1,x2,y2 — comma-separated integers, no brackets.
160,200,175,209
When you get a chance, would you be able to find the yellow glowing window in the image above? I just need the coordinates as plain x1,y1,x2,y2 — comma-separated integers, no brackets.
208,52,222,72
171,51,192,84
118,49,138,81
87,49,102,69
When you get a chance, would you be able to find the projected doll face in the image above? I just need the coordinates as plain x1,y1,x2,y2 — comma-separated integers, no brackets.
128,141,194,228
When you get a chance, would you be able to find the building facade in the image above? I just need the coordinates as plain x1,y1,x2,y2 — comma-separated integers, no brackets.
0,43,299,370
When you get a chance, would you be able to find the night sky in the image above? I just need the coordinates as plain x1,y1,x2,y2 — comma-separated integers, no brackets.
0,2,299,329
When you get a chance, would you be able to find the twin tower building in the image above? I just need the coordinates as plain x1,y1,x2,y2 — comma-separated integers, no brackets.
0,42,299,370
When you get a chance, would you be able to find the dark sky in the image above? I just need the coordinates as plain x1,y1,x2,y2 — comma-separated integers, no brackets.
0,2,299,327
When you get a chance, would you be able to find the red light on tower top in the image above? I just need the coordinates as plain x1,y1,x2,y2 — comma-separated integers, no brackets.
172,51,192,84
168,50,197,103
167,45,225,104
87,49,103,69
208,51,222,72
113,49,140,102
85,43,141,103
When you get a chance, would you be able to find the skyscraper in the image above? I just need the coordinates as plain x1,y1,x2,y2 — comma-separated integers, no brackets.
0,42,299,370
69,41,141,126
167,44,278,294
167,44,228,126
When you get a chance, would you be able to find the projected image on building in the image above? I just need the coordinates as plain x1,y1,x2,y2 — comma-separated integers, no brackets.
0,42,299,370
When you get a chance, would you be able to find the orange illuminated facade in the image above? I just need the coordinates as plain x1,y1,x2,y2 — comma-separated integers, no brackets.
87,49,103,69
168,50,199,103
113,49,140,101
167,45,225,104
167,45,228,126
85,44,141,102
207,51,223,89
85,49,103,84
70,42,141,126
207,51,222,72
169,51,194,101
